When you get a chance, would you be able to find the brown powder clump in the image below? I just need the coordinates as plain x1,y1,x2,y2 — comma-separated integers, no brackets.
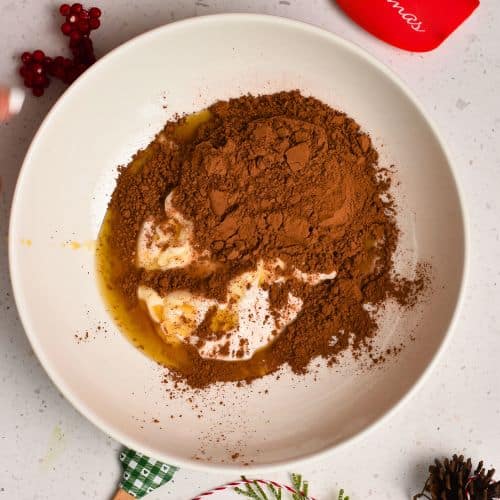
102,90,425,388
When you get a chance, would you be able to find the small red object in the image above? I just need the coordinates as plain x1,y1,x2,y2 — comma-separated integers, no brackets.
32,50,45,62
78,19,90,34
21,52,32,64
70,30,81,42
32,63,43,75
89,7,101,18
70,3,83,14
336,0,479,52
33,74,46,87
61,22,72,35
59,3,70,16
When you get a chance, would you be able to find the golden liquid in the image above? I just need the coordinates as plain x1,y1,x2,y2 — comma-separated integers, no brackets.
96,111,212,370
95,110,272,379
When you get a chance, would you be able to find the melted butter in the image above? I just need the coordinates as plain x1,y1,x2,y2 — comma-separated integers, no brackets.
64,240,96,250
174,109,212,142
96,109,277,379
210,308,239,333
97,210,190,369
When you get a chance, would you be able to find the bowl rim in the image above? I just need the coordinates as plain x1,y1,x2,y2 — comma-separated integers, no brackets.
8,13,469,473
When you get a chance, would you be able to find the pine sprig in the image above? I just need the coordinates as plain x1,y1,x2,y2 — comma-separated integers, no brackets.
235,476,282,500
233,474,349,500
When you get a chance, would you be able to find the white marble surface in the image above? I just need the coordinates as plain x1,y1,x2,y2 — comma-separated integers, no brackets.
1,1,499,499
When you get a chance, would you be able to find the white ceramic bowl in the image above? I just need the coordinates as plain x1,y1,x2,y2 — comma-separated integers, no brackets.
9,14,466,472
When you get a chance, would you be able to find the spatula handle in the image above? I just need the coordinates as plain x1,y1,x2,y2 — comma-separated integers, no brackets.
112,488,135,500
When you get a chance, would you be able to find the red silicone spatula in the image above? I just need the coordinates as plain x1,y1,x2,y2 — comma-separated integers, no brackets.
336,0,479,52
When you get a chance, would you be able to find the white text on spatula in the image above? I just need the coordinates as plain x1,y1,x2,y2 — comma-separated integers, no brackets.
386,0,426,32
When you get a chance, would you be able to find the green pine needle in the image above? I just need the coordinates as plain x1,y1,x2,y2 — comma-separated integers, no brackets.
302,481,309,497
234,487,260,499
267,483,282,500
253,481,269,500
338,488,350,500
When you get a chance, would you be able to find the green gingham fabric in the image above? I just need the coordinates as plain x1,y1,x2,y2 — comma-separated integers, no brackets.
119,448,177,498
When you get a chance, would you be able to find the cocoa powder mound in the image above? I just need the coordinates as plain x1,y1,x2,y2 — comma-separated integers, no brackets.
104,90,425,388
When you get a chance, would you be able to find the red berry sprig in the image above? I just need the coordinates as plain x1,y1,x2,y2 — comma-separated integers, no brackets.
18,3,102,97
60,3,101,44
19,50,51,96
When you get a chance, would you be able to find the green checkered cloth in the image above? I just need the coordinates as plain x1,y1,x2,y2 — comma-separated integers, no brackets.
119,447,177,498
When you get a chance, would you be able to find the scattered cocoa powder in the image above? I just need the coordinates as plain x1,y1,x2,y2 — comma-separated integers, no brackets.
102,90,426,388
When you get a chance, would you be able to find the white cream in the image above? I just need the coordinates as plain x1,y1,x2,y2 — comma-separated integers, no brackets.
136,193,197,271
138,262,303,361
292,268,337,285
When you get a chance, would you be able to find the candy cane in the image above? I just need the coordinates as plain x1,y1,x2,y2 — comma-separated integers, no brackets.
192,478,316,499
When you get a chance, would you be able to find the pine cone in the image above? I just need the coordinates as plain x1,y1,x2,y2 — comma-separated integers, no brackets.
426,454,472,500
468,460,500,500
414,454,500,500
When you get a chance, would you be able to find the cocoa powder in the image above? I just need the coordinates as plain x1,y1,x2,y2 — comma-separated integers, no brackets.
103,90,425,388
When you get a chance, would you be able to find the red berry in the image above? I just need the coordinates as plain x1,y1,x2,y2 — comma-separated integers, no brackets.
33,87,44,97
62,58,73,68
43,56,53,67
21,51,32,64
89,7,101,18
61,22,72,35
33,50,45,63
89,18,100,30
78,9,89,19
33,74,47,87
19,66,29,78
24,76,33,88
77,19,90,34
70,29,81,42
68,14,77,24
70,3,83,14
32,62,44,75
59,4,71,16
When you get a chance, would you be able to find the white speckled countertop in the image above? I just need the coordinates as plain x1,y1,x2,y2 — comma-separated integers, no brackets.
1,1,499,499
